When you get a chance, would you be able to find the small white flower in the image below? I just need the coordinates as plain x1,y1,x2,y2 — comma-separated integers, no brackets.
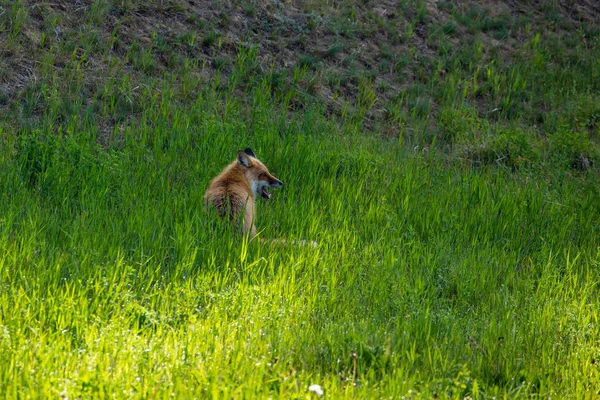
308,384,324,396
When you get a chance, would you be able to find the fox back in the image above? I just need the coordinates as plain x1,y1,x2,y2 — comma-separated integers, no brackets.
204,148,282,236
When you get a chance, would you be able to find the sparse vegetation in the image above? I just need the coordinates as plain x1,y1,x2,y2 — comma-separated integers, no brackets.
0,0,599,398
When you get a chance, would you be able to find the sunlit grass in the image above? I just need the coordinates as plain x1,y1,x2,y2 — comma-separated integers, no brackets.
1,74,599,398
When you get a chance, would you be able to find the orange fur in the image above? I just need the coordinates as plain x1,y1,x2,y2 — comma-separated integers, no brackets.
204,149,282,236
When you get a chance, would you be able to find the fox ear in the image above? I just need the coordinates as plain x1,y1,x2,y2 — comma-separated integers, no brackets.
244,148,256,157
237,151,251,168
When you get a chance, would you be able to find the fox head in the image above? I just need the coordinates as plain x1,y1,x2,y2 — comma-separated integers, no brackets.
237,148,283,200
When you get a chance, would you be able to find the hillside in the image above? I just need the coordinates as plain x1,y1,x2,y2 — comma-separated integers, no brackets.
2,0,599,168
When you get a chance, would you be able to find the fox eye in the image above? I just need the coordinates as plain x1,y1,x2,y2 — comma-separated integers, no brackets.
259,173,266,179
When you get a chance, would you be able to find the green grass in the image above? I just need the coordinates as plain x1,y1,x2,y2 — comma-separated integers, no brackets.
1,76,600,398
0,1,600,398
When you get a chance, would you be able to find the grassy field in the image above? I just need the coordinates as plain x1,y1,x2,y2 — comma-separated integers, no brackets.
1,1,600,398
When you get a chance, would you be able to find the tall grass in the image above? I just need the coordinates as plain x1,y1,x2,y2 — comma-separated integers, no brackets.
0,2,599,398
1,66,599,398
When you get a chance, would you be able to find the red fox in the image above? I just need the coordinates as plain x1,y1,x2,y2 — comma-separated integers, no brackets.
204,148,283,237
204,148,317,248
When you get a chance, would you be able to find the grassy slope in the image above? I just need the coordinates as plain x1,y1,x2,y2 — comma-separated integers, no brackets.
1,0,600,398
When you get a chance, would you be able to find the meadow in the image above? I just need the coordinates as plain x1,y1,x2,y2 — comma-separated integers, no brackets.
1,1,599,398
